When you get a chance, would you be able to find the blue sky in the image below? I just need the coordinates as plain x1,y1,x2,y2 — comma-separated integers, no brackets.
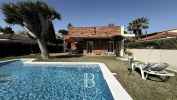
0,0,177,33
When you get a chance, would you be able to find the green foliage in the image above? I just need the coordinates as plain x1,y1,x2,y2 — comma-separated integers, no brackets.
124,31,128,34
127,17,149,37
1,0,62,59
0,26,14,34
2,1,61,25
127,38,177,49
1,0,61,42
58,29,68,35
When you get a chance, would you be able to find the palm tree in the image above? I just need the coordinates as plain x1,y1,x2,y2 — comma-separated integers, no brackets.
1,1,61,59
128,17,149,38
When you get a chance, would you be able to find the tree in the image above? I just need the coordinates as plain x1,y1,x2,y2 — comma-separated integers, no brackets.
58,29,68,35
128,17,149,38
67,23,73,29
1,1,61,59
0,26,14,39
124,30,128,34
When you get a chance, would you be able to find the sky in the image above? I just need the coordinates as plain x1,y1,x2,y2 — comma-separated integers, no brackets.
0,0,177,34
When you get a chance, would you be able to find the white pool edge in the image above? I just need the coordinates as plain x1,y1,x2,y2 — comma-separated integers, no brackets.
99,63,132,100
1,59,133,100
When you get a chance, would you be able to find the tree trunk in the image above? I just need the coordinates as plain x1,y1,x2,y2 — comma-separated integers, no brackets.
23,24,49,59
37,38,49,59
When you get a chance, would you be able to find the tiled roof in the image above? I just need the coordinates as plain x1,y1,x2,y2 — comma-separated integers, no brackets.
0,34,35,44
0,34,30,40
65,25,121,40
142,32,177,41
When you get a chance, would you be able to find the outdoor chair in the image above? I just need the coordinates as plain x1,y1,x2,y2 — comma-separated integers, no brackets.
128,57,175,80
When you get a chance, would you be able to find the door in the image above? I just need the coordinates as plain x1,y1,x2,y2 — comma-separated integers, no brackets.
86,41,94,53
107,41,114,54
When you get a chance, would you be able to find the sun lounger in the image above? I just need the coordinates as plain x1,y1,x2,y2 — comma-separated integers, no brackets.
133,62,175,80
128,57,175,80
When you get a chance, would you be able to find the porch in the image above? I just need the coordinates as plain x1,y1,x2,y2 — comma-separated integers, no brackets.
64,25,126,56
70,37,124,56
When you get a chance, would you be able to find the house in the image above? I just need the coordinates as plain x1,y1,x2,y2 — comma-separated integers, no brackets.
64,24,134,56
142,28,177,41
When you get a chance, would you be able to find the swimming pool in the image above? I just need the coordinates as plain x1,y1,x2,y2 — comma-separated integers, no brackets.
0,59,132,100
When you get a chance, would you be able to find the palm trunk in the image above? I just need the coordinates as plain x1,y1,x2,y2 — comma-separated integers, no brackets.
37,38,49,59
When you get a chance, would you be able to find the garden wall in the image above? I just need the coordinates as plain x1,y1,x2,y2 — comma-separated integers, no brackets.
128,49,177,72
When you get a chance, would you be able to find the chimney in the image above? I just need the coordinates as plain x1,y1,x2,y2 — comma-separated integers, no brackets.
108,24,115,27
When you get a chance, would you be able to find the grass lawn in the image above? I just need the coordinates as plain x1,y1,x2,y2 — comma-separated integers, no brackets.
1,55,177,100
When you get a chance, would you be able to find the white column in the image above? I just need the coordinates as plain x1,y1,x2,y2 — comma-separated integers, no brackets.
121,25,125,35
120,38,124,57
119,25,125,57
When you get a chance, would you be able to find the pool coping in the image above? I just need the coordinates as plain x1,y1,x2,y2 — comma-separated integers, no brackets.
1,59,133,100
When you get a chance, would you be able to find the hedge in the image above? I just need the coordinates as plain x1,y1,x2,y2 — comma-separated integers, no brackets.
126,38,177,49
0,41,63,57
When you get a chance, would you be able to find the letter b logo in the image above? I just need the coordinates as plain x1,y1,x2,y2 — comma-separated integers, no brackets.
84,73,95,88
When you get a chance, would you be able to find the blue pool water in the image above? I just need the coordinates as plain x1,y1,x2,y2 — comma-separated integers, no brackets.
0,61,114,100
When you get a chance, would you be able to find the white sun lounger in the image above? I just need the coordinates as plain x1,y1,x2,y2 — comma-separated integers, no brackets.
128,57,175,80
132,62,175,80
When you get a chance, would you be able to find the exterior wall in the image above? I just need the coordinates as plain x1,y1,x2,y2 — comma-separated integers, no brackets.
128,49,177,72
121,26,124,35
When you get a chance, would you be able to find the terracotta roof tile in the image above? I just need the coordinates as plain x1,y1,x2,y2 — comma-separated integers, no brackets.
65,25,121,40
143,32,177,41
